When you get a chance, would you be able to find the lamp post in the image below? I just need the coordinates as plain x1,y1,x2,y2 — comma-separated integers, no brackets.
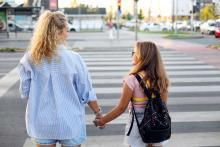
190,0,195,34
117,0,122,40
134,0,138,41
175,0,178,34
78,4,81,31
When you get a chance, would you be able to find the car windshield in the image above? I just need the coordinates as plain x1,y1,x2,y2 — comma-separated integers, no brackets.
209,23,216,26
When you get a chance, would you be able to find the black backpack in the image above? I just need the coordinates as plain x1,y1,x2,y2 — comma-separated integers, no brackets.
127,74,171,143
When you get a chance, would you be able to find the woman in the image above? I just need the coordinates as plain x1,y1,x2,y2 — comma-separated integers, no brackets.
18,10,102,147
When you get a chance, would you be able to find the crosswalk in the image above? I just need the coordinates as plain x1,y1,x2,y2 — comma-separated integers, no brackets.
23,46,220,147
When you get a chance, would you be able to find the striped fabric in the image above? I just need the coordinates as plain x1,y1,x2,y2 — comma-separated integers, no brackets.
18,44,97,141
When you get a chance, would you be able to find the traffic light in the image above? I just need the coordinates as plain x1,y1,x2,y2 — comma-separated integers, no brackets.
118,0,121,14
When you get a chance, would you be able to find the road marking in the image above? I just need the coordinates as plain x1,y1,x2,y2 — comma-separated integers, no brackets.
78,51,180,55
88,96,220,106
84,57,195,61
94,85,220,94
92,77,220,84
81,54,189,58
23,132,220,147
0,67,19,99
88,65,215,71
0,58,21,62
85,61,205,65
85,111,220,125
90,70,220,76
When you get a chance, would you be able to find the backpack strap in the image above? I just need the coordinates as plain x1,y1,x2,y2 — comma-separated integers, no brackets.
135,74,153,100
127,74,153,136
126,109,134,136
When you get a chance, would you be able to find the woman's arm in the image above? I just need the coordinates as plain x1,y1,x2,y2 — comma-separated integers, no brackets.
95,83,133,126
88,101,101,114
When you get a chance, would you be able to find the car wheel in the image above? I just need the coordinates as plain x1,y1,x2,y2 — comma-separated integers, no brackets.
70,28,76,32
162,28,167,32
144,28,149,32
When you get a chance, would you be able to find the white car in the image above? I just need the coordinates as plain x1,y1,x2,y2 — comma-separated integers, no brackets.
67,23,79,32
7,21,30,32
139,22,150,31
200,20,216,35
173,21,191,31
139,22,171,32
124,20,136,28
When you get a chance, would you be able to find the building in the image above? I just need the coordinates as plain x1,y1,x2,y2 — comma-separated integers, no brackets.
61,7,106,31
119,0,216,21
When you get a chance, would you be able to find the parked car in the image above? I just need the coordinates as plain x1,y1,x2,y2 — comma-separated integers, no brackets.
200,20,216,35
215,21,220,38
67,22,79,32
124,20,136,28
192,20,202,32
139,22,150,31
173,21,191,31
8,21,30,32
139,22,171,32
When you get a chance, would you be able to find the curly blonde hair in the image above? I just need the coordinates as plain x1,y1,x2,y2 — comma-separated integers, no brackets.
130,41,169,95
29,10,67,64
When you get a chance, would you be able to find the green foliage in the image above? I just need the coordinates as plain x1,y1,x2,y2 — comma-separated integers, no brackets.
0,48,23,52
208,44,220,49
183,16,189,21
138,9,145,20
122,13,132,20
0,48,16,52
200,4,218,21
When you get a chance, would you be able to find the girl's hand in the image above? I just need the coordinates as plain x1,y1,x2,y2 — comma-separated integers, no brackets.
93,117,105,129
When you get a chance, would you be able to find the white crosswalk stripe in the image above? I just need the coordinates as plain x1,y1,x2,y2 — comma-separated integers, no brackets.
23,48,220,147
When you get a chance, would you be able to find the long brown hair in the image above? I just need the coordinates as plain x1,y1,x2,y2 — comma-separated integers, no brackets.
29,10,67,64
130,41,169,94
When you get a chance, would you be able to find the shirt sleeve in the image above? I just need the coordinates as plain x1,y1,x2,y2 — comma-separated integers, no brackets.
18,60,31,99
75,54,97,104
123,75,135,91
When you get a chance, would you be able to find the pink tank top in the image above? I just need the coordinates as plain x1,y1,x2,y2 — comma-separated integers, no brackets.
123,74,156,108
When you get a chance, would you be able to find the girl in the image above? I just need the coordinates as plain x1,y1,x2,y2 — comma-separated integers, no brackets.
18,11,102,147
94,41,170,147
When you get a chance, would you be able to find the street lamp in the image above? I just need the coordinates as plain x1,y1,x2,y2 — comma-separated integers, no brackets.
134,0,138,41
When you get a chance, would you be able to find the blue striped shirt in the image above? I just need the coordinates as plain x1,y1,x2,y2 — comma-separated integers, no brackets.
18,44,97,142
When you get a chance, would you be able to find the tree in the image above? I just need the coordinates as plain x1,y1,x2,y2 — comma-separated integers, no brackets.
138,9,144,20
121,13,132,20
70,0,77,8
200,4,218,21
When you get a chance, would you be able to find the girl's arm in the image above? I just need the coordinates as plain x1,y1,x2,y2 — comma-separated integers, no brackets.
161,92,168,104
95,83,133,126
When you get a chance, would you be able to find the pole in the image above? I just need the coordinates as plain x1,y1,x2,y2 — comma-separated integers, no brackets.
116,11,119,40
191,0,194,34
175,0,178,34
172,0,175,31
134,0,138,41
78,4,81,31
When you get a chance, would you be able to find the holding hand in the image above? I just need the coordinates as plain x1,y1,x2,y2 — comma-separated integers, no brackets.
93,113,105,129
